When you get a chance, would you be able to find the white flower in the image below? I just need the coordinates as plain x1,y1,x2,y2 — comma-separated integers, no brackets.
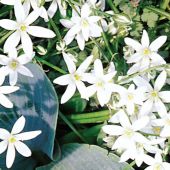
86,0,105,11
118,84,146,115
125,30,167,74
0,74,19,108
144,153,170,170
53,54,93,103
0,0,55,56
153,113,170,137
84,59,123,106
0,48,33,86
0,116,41,168
60,3,102,50
134,71,170,116
102,111,149,151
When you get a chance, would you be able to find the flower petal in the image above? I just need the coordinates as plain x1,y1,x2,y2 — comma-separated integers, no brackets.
140,99,153,115
102,125,124,136
76,33,85,51
60,19,74,29
124,37,142,51
154,98,167,117
126,53,141,63
127,63,140,75
0,19,17,30
154,71,166,91
47,0,58,18
61,84,76,104
132,116,149,131
149,36,167,51
9,72,18,86
94,59,103,77
141,30,150,47
160,126,170,137
14,0,26,22
53,74,71,85
27,26,55,38
11,116,26,135
25,9,40,25
75,81,88,100
6,143,15,169
0,94,14,108
15,141,31,157
0,140,8,154
0,128,10,140
159,91,170,103
81,3,91,18
15,131,41,141
0,86,19,94
17,66,33,77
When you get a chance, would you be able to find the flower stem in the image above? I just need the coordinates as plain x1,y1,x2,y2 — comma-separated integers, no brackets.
106,0,119,13
35,56,67,74
0,31,14,45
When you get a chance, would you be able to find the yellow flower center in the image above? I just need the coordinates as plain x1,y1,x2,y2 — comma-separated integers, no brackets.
9,136,16,143
20,24,27,31
82,19,89,28
74,73,81,81
151,90,158,98
153,126,161,134
143,48,151,56
96,81,104,87
154,164,162,170
124,128,134,137
127,93,134,101
9,60,19,70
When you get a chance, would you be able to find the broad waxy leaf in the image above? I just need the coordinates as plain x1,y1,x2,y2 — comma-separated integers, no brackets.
0,63,59,169
37,143,134,170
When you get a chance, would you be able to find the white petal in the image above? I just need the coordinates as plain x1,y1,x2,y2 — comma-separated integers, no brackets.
3,31,21,53
126,53,142,63
15,131,41,141
25,9,40,25
0,0,15,5
143,154,155,166
127,63,140,75
15,141,31,157
0,128,10,140
82,73,96,84
17,54,32,64
6,143,15,169
85,85,96,97
0,140,8,154
119,112,131,128
150,52,166,66
94,59,103,77
48,0,58,18
102,125,124,136
141,30,150,47
154,99,167,117
76,33,85,51
57,0,67,16
97,88,108,106
17,66,33,77
76,81,88,100
132,116,149,131
0,19,17,30
9,72,18,86
39,7,49,21
0,94,14,108
140,99,153,115
23,0,31,16
63,52,76,73
81,3,91,18
77,55,93,73
160,126,170,137
159,91,170,103
0,86,19,94
14,0,26,23
61,84,76,104
89,23,102,37
21,32,33,56
11,116,25,134
64,33,75,45
120,150,132,162
149,36,167,51
60,19,74,29
27,26,55,38
53,74,71,85
154,71,166,91
66,25,81,37
82,27,90,41
124,37,142,51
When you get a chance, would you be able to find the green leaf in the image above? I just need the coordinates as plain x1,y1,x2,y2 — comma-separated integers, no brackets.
0,63,59,169
37,143,134,170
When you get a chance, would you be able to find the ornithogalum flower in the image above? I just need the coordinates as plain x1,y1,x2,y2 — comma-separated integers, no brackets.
0,116,41,168
60,3,102,50
0,74,19,108
125,30,167,74
0,0,55,56
53,54,93,103
0,48,33,86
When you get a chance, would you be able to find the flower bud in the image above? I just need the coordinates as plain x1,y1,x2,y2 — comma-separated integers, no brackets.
36,45,47,55
108,21,118,35
113,14,132,25
56,41,67,52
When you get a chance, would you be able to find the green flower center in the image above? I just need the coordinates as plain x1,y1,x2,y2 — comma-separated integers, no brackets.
9,136,16,143
96,81,104,87
127,93,134,101
74,73,81,81
20,24,27,31
124,128,134,137
38,0,45,7
151,90,158,98
82,19,89,28
9,60,19,70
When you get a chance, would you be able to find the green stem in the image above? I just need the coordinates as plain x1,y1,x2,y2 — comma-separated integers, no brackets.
106,0,119,13
67,110,110,120
35,56,67,74
0,31,14,45
49,18,62,40
146,6,170,20
160,0,170,9
59,112,88,143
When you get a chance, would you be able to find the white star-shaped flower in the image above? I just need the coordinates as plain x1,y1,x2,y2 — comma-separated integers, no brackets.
84,59,123,106
0,0,55,56
134,71,170,116
125,30,167,74
0,116,41,168
53,54,93,103
0,74,19,108
60,3,102,50
0,48,33,86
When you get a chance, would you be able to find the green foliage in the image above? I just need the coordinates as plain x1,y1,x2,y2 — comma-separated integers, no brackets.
0,63,59,169
37,143,134,170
